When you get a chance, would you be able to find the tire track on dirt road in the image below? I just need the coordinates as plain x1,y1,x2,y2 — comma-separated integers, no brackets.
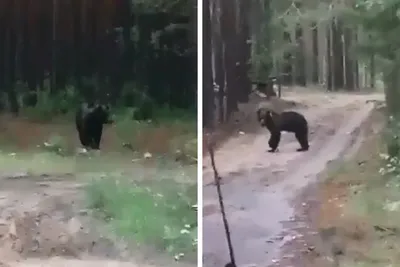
202,94,382,267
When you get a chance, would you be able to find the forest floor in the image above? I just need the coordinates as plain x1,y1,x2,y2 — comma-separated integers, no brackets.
202,88,385,267
0,114,197,267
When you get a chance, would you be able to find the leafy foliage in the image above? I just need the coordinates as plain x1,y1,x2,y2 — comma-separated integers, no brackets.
132,0,194,15
251,0,400,77
352,0,400,69
250,0,344,79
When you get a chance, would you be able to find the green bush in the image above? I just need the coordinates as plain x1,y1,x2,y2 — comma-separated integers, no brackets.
21,87,80,121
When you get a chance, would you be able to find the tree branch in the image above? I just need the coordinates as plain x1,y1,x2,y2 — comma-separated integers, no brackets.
207,140,236,267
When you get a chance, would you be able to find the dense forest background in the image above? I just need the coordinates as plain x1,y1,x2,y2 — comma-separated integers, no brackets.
203,0,396,133
0,0,197,121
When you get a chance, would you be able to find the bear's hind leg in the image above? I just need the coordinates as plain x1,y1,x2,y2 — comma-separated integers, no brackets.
295,131,309,152
78,128,91,148
91,126,103,150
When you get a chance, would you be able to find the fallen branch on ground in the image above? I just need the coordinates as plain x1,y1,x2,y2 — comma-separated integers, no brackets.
207,140,236,267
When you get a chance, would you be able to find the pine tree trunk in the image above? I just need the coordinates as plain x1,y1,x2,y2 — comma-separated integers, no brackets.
317,22,327,86
354,28,360,89
312,22,319,83
327,22,334,91
295,25,306,86
212,0,226,123
344,26,354,91
237,0,251,102
220,0,238,117
302,21,313,86
332,18,344,90
203,0,215,128
370,54,375,88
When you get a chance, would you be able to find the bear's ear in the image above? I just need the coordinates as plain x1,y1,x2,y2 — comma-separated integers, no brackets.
263,109,271,117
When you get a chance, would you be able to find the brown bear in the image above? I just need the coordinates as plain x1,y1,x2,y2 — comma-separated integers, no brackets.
257,107,309,152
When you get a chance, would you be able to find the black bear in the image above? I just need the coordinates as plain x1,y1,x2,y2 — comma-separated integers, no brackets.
75,103,113,150
257,107,309,153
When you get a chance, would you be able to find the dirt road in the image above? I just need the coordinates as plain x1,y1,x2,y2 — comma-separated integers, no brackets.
0,173,194,267
202,92,384,267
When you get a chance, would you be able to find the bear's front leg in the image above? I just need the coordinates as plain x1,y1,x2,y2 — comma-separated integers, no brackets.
91,126,103,150
268,131,281,153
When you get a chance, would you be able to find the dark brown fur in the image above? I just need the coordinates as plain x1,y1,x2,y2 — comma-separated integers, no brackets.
75,103,113,150
257,107,309,152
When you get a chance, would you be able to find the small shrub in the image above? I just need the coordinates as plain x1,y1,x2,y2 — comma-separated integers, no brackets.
21,88,80,122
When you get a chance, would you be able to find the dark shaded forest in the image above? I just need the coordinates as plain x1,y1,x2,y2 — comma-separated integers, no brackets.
0,0,197,119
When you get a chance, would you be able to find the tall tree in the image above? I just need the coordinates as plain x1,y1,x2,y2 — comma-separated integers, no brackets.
203,0,214,128
236,0,251,102
211,0,225,123
220,0,238,115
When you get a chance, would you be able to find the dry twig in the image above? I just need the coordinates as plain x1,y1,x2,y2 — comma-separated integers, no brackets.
207,141,236,267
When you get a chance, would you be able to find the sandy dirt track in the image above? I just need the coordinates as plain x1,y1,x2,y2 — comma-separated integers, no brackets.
0,173,194,267
202,92,384,267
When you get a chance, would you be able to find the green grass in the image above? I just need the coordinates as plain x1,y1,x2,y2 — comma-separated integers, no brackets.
85,170,197,261
0,110,198,262
0,149,198,262
316,116,400,266
112,108,197,161
0,150,135,175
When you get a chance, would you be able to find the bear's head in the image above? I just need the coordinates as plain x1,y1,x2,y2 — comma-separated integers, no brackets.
92,104,114,125
257,107,279,128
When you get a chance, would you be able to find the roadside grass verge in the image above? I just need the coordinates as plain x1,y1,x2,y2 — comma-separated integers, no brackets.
0,109,197,162
85,168,197,261
313,109,400,266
